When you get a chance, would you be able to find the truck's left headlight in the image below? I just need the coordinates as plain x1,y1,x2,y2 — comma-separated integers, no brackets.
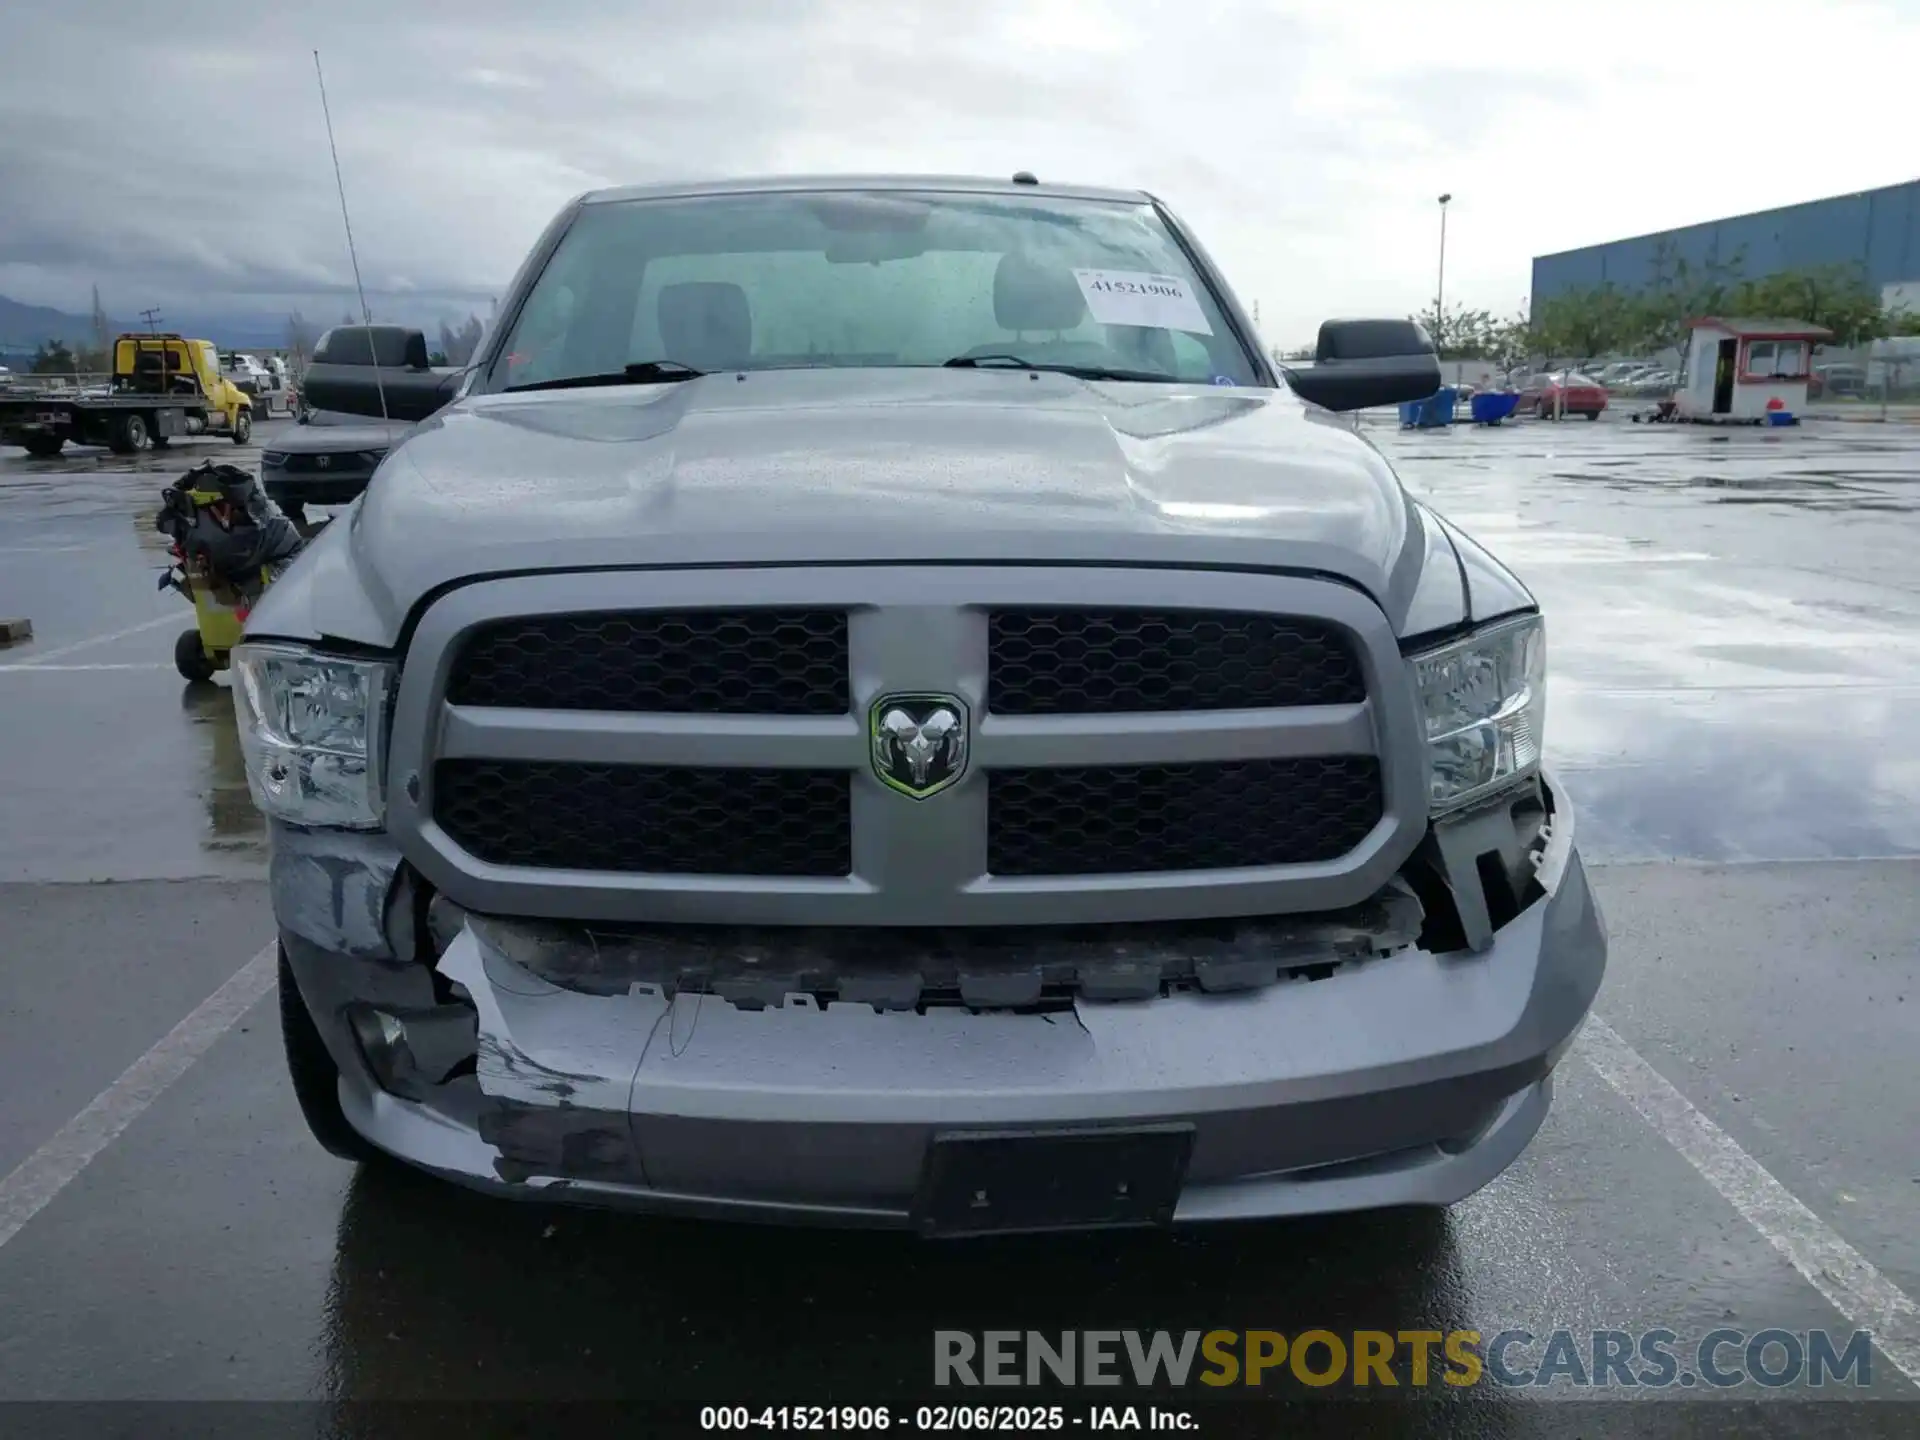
232,643,393,829
1408,613,1545,813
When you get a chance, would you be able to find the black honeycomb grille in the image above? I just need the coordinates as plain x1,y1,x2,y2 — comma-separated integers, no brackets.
447,610,849,714
435,761,851,876
988,610,1364,714
988,757,1383,876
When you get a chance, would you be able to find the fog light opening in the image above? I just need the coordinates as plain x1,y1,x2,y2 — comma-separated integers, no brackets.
348,999,480,1098
348,1005,415,1092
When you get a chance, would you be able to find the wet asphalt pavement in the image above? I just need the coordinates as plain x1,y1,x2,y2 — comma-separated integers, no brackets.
0,414,1916,1433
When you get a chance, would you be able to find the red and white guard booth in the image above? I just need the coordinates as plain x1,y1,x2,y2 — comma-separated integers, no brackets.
1674,317,1833,424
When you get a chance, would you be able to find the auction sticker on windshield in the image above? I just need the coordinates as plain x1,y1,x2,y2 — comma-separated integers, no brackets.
1073,269,1213,335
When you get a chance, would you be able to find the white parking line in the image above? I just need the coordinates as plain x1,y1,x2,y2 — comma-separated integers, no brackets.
1,929,1916,1393
0,662,172,673
1578,1016,1920,1385
7,615,176,666
0,942,276,1252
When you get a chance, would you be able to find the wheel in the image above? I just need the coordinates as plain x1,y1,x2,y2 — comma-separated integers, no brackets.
232,408,253,445
1584,409,1600,421
1535,401,1550,419
173,628,215,683
278,945,385,1163
107,412,148,454
22,434,63,458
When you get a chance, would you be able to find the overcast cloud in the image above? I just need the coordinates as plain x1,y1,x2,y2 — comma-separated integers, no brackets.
2,0,1916,346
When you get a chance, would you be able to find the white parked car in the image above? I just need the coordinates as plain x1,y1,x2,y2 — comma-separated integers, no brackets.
222,352,292,413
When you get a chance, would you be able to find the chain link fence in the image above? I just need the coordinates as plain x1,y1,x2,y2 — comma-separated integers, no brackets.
1806,340,1920,413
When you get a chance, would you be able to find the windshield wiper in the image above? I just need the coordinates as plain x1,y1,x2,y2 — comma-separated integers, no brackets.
503,360,705,394
942,354,1182,384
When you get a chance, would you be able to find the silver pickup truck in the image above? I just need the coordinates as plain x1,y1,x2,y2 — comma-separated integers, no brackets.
244,173,1605,1237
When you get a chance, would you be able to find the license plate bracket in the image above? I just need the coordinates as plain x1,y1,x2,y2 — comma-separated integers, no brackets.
912,1124,1194,1238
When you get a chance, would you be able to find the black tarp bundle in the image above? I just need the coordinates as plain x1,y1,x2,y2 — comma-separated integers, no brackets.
155,461,306,596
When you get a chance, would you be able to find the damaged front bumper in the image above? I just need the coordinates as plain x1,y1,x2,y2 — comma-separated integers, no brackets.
273,771,1607,1230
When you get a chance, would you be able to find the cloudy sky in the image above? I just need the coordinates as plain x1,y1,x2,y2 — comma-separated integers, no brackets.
2,0,1915,347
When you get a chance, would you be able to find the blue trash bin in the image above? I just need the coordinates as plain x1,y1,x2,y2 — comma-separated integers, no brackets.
1398,386,1456,428
1471,391,1520,425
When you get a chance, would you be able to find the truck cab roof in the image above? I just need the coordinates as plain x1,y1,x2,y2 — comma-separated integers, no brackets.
577,173,1154,206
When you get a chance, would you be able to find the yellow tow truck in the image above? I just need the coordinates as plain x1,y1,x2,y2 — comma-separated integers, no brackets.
0,334,254,457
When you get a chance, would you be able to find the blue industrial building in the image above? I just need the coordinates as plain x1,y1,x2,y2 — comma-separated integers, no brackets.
1531,179,1920,312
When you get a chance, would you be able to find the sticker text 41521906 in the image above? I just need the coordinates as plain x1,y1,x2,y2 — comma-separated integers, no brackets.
1072,269,1213,336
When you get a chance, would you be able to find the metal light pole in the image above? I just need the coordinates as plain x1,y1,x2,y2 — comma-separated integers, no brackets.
1436,194,1452,341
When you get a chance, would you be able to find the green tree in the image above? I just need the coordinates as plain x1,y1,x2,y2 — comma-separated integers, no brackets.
29,340,77,375
437,313,486,366
1531,284,1640,362
1729,263,1894,346
1534,259,1915,362
1411,302,1500,360
1635,238,1747,356
1487,309,1537,376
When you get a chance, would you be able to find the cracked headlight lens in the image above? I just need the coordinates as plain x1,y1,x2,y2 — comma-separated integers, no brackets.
232,643,393,828
1409,614,1545,813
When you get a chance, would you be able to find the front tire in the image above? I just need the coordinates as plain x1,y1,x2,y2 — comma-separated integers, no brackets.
173,628,215,683
278,945,384,1164
232,408,253,445
22,434,63,458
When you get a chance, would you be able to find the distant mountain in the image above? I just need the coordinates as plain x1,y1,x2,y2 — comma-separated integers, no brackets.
0,292,487,361
0,293,282,357
0,294,99,354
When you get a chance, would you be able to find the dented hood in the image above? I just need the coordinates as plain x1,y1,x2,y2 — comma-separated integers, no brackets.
251,367,1433,649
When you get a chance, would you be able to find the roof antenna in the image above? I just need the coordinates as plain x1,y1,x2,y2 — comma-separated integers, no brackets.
314,49,389,422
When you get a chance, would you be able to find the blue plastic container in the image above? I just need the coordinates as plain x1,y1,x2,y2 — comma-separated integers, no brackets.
1471,391,1520,425
1766,410,1796,426
1398,386,1456,428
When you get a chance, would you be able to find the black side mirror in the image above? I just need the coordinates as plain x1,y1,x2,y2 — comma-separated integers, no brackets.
300,325,453,422
1283,318,1442,412
300,364,458,423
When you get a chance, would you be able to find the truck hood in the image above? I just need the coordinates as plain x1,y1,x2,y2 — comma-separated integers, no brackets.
251,367,1448,649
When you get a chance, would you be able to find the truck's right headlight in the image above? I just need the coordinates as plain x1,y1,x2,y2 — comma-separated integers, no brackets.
1408,614,1545,813
232,643,393,829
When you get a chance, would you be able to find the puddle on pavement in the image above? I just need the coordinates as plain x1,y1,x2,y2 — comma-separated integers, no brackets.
180,682,264,855
6,417,1917,879
1529,459,1918,514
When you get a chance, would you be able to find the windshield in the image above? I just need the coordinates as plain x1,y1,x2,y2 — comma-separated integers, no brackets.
490,189,1261,390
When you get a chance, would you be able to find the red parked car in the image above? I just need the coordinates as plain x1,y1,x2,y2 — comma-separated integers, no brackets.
1517,371,1607,420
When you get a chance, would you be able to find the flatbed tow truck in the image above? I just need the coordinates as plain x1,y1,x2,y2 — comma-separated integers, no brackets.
0,333,254,456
